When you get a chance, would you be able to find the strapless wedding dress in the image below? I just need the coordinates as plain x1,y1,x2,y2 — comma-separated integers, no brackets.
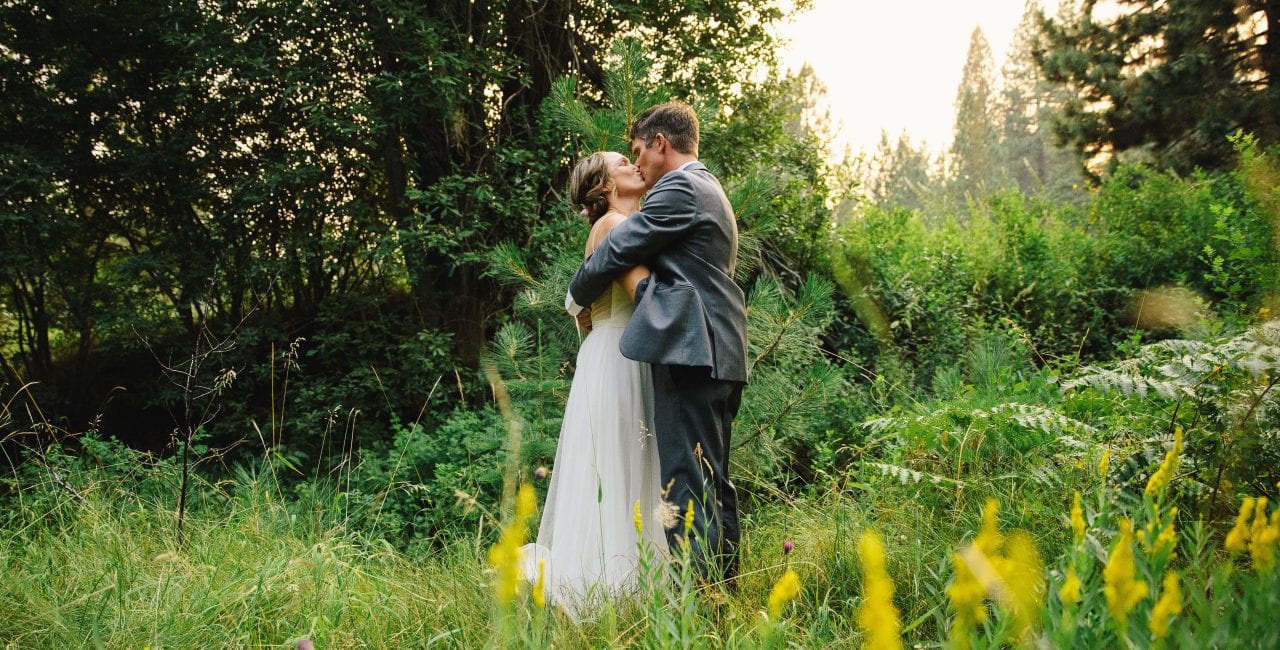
521,281,668,619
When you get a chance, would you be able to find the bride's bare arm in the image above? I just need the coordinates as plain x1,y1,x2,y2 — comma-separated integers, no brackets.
587,213,651,302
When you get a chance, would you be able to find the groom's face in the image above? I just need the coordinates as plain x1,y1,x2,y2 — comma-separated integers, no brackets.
630,135,664,190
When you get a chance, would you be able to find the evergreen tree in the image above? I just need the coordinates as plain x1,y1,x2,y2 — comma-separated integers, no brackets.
867,130,935,211
996,0,1081,199
948,27,1000,202
1038,0,1280,175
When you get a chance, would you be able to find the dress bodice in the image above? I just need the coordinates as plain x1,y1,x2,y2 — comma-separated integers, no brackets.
589,281,633,329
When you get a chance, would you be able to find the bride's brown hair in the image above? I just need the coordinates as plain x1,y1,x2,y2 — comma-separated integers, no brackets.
568,152,614,225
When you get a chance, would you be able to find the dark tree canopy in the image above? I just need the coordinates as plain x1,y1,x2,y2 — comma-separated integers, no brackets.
0,0,802,385
1038,0,1280,176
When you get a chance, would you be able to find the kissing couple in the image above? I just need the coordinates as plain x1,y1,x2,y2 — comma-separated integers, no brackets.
519,102,749,618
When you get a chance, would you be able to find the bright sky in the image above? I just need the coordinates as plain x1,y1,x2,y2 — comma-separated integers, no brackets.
777,1,1059,156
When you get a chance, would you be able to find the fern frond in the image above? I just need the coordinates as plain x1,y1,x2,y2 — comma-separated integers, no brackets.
988,402,1100,437
868,462,963,486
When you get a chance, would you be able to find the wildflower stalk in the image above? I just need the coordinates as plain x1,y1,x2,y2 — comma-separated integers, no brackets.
1103,518,1148,634
856,530,903,650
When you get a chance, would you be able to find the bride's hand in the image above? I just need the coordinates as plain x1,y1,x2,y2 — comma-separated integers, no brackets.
574,306,593,333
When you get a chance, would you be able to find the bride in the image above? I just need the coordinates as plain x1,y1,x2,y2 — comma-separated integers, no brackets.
520,150,669,618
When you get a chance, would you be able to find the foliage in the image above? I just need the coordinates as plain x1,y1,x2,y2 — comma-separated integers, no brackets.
948,27,1001,203
0,0,806,442
1037,0,1280,176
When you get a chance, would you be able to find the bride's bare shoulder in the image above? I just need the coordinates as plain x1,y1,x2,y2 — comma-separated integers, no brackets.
586,212,627,254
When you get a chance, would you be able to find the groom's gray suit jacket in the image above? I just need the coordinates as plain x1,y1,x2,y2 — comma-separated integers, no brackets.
569,161,748,383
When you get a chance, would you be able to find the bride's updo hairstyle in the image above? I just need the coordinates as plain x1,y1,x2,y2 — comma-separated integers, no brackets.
568,152,614,225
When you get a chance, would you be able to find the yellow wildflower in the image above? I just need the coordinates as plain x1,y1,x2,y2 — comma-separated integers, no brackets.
683,498,696,537
947,548,987,650
532,559,547,609
515,483,536,520
1070,491,1086,546
1098,449,1111,478
1225,496,1255,553
487,483,537,605
1144,427,1183,497
1059,566,1082,607
996,532,1045,641
634,499,643,536
767,569,802,618
856,530,904,650
1149,571,1182,640
1250,498,1278,573
1103,518,1149,630
976,498,1003,557
1138,506,1178,558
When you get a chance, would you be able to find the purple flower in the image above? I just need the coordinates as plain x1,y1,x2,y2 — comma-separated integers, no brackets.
296,640,315,650
534,466,548,480
783,539,794,555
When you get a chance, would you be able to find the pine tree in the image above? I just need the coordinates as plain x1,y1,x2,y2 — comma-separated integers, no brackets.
996,0,1082,199
868,130,935,211
949,27,1000,202
1038,0,1280,175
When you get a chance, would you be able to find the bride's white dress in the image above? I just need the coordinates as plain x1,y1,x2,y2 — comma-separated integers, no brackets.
520,280,668,618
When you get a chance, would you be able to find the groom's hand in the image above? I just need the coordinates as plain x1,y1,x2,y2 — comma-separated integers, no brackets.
574,306,593,333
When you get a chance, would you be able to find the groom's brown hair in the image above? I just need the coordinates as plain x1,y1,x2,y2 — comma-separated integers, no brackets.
629,102,698,156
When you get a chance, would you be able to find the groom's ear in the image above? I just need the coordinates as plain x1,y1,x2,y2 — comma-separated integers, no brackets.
651,133,667,154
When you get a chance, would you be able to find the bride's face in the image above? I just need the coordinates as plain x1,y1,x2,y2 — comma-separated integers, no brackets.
604,152,646,199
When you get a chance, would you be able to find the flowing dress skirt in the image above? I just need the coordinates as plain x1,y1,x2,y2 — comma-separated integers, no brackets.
520,321,668,619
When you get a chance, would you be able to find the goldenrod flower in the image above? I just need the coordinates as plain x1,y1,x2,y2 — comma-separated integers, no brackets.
1103,518,1148,630
683,498,696,537
976,498,1003,557
1138,505,1178,558
1250,498,1278,573
1149,571,1182,640
1070,491,1086,546
767,569,802,618
946,548,986,650
1098,449,1111,478
1144,427,1183,497
488,483,537,605
515,483,537,520
634,499,643,536
1059,566,1082,607
998,532,1045,641
532,559,547,609
1225,496,1255,553
948,499,1045,647
856,530,903,650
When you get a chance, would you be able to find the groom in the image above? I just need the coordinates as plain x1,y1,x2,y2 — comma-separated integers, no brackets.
566,102,748,581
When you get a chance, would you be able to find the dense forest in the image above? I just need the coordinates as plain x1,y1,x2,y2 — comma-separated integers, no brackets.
2,0,1279,647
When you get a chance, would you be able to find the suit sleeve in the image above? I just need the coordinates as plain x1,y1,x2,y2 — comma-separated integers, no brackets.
568,173,698,307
